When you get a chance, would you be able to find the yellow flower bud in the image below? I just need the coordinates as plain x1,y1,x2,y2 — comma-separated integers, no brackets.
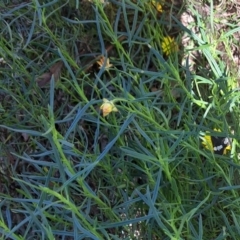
151,1,163,13
161,36,178,56
100,98,118,117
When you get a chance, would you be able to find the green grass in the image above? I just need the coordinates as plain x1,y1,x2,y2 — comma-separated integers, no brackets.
1,0,240,239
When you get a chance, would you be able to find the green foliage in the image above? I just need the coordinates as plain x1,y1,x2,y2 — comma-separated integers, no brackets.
0,0,240,239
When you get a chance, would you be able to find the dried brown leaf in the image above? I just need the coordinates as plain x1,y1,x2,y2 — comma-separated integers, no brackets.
36,72,52,87
96,56,113,70
36,61,63,87
21,132,29,141
49,61,63,79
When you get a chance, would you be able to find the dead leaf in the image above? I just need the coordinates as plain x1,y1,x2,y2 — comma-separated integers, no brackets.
96,56,113,70
151,87,158,92
21,132,29,141
36,61,63,87
49,61,63,79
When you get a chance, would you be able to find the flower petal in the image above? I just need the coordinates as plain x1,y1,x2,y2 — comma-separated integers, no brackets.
100,99,118,117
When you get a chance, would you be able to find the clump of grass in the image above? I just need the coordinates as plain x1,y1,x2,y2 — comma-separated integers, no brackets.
0,0,240,239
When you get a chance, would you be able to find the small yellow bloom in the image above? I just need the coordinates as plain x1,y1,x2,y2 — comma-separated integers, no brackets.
202,134,213,151
151,1,163,13
161,36,178,56
96,56,113,70
100,98,118,117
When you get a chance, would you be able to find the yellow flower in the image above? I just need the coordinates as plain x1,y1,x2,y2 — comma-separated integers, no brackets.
202,134,213,151
161,36,178,56
100,98,118,117
202,128,231,155
96,56,113,70
151,1,163,13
